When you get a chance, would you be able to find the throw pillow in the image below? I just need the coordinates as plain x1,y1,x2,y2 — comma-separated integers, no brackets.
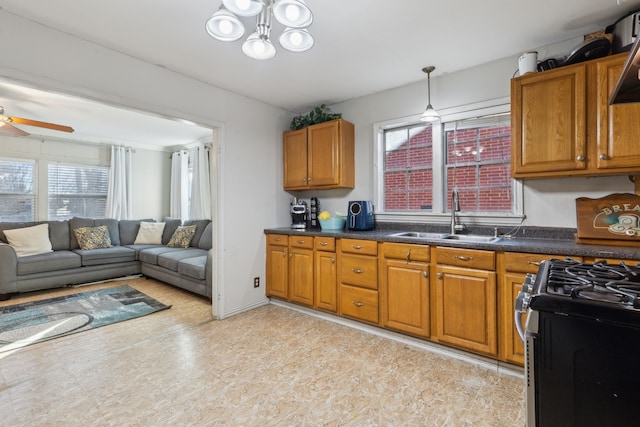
4,223,53,257
73,225,112,250
133,221,166,245
167,225,197,248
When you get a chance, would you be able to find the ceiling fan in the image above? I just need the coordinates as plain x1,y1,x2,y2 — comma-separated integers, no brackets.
0,106,74,137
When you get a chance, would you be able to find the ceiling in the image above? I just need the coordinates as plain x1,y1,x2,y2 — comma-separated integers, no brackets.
0,0,639,147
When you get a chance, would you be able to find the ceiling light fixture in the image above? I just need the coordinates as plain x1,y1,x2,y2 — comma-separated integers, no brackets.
205,0,314,60
420,66,439,122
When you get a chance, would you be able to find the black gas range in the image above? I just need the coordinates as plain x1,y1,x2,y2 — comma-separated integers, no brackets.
515,258,640,427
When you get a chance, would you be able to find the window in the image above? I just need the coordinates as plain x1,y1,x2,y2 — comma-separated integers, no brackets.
48,163,109,220
0,159,36,221
376,99,523,225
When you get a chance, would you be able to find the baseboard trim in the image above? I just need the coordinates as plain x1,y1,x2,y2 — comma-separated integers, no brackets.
269,299,523,379
221,299,270,320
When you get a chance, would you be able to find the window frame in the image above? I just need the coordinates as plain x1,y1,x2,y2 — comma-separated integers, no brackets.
47,161,110,220
374,97,524,226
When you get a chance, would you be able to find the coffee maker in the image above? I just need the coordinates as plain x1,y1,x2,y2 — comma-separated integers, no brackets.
290,197,308,229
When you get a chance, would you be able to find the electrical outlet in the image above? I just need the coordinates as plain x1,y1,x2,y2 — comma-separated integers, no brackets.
253,277,260,288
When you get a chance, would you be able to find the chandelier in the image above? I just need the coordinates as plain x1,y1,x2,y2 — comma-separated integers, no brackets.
205,0,314,60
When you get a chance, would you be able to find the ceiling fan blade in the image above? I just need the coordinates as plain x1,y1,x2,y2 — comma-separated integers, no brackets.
0,121,30,137
9,116,74,133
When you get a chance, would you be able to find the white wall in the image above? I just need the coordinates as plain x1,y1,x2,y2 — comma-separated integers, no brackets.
312,37,634,228
0,11,289,318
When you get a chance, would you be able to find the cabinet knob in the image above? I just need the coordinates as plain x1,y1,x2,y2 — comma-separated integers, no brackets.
331,258,335,263
352,301,365,307
352,268,364,274
283,252,287,257
576,155,585,162
437,272,443,279
599,153,609,160
422,271,428,278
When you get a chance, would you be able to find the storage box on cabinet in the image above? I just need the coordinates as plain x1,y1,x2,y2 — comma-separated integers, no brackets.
380,242,430,338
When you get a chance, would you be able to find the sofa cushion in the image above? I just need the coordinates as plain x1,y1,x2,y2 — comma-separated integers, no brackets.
178,255,207,280
69,217,96,249
73,246,137,266
45,220,71,250
157,248,207,272
134,221,165,244
95,218,121,246
198,222,213,250
118,219,154,245
73,225,112,250
138,246,182,265
161,218,182,245
0,222,32,244
167,225,197,248
183,219,211,247
17,250,81,275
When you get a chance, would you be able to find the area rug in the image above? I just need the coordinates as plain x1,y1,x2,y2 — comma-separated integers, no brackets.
0,285,171,353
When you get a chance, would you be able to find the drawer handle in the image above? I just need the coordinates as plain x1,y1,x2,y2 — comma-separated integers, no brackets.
352,301,365,307
352,268,364,274
406,249,411,263
274,237,281,242
528,261,541,266
297,239,306,244
319,242,328,246
352,245,364,250
454,255,473,261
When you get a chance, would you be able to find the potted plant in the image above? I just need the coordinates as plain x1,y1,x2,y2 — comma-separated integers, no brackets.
289,104,342,130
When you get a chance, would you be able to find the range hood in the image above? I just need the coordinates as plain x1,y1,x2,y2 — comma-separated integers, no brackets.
610,35,640,104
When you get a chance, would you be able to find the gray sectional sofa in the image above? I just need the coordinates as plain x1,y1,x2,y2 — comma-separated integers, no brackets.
0,217,212,300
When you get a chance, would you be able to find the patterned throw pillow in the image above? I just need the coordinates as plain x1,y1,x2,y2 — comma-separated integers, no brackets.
73,225,112,250
167,225,197,248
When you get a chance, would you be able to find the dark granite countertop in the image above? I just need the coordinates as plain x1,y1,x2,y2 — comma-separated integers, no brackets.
264,223,640,261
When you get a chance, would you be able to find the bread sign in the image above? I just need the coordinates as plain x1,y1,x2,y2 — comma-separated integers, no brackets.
575,193,640,245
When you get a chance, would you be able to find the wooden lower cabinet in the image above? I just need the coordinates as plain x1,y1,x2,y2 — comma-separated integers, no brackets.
288,236,314,306
314,237,337,312
338,238,379,324
266,234,289,299
434,247,497,357
380,242,430,338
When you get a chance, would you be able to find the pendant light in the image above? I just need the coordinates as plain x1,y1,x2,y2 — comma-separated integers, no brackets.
420,66,439,122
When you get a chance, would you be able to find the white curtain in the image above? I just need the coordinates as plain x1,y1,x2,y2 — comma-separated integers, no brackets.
189,144,211,220
170,150,189,218
105,146,133,219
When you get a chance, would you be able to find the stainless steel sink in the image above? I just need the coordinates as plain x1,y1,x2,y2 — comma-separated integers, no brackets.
441,234,500,243
389,231,449,239
389,231,500,243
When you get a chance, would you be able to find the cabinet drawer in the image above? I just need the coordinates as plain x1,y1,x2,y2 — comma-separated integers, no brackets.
340,253,377,289
339,238,378,256
314,236,335,252
436,246,495,270
340,284,379,324
290,236,314,249
504,252,565,274
382,242,430,262
267,234,289,246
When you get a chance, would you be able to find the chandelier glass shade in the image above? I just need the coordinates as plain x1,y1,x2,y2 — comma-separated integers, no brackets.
420,66,440,122
206,0,314,60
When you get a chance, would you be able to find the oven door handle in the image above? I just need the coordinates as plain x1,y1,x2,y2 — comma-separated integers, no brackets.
515,309,526,343
514,291,530,343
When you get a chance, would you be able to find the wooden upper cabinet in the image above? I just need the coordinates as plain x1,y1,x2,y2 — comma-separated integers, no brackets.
283,119,355,190
511,64,587,176
511,53,640,179
595,55,640,170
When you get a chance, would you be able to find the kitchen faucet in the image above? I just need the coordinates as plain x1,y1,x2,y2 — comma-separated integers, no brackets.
450,190,466,235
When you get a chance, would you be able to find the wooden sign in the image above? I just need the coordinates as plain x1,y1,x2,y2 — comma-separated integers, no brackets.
575,193,640,246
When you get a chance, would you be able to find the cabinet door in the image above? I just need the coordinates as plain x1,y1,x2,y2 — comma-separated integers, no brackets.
511,65,587,176
315,250,337,312
283,128,309,190
502,272,526,365
289,247,314,306
266,244,288,299
435,265,497,356
307,120,341,187
595,55,640,170
381,258,430,337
